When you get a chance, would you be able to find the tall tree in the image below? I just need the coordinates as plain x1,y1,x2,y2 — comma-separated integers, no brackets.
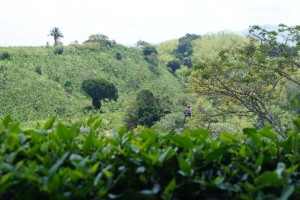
189,24,300,137
124,90,164,129
48,27,64,46
248,24,300,85
81,79,118,109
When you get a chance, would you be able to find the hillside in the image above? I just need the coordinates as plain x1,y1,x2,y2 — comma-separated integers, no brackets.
0,44,184,128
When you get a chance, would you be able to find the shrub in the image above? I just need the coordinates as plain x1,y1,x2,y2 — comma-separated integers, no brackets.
167,60,181,73
143,46,158,57
54,46,64,55
0,52,11,60
115,52,122,60
35,66,42,75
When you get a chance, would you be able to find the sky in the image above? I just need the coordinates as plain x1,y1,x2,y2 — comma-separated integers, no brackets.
0,0,299,46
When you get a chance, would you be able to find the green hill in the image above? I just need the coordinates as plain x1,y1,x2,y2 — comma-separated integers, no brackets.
0,44,184,128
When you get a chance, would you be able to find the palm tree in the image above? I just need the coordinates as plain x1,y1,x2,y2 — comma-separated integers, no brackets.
48,27,64,46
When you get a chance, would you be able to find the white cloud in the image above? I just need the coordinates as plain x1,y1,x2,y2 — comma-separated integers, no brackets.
0,0,300,46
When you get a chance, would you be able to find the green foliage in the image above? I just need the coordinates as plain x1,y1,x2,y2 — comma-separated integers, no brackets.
167,60,181,73
172,33,201,67
0,52,11,60
53,46,64,55
144,48,158,63
81,79,118,109
35,66,42,75
84,34,116,47
143,46,158,57
136,40,151,48
0,45,183,125
191,32,246,62
248,24,300,86
189,26,300,136
124,90,165,129
115,52,122,60
1,115,300,199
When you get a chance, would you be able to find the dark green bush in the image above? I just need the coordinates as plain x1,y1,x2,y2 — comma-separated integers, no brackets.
0,52,11,60
81,78,118,109
115,52,122,60
167,60,181,73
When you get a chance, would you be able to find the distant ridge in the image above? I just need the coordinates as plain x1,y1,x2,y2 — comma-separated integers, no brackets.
221,24,280,37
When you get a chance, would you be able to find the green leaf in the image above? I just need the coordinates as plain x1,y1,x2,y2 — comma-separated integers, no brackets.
118,125,126,138
2,115,11,128
259,126,276,142
293,117,300,129
89,162,100,174
93,119,102,130
205,146,231,163
162,178,176,200
191,129,209,143
169,135,193,150
280,185,294,200
178,155,192,176
243,128,261,148
239,145,251,158
221,132,236,143
48,152,69,177
82,131,95,155
0,173,13,193
6,151,18,164
217,182,241,192
280,135,293,154
94,165,112,186
87,116,99,126
43,116,56,130
56,123,71,142
236,164,255,179
255,171,282,187
158,147,173,164
255,153,264,170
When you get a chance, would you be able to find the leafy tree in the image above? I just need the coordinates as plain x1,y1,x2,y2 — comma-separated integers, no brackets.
167,60,181,73
81,79,118,109
143,45,159,69
124,89,164,129
247,24,300,86
84,34,116,47
87,34,109,42
173,33,201,67
136,40,151,48
48,27,64,46
143,46,158,57
188,24,300,137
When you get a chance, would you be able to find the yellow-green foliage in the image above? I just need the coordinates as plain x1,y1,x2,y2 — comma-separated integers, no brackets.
0,45,183,127
156,39,178,64
192,32,247,62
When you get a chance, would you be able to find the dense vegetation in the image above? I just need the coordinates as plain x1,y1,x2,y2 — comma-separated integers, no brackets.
0,42,184,129
1,115,300,199
1,24,300,199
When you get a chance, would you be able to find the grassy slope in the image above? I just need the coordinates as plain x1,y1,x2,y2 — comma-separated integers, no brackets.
0,33,257,132
0,45,183,128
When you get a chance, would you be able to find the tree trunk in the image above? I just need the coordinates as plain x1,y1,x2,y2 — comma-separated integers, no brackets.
92,98,101,109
